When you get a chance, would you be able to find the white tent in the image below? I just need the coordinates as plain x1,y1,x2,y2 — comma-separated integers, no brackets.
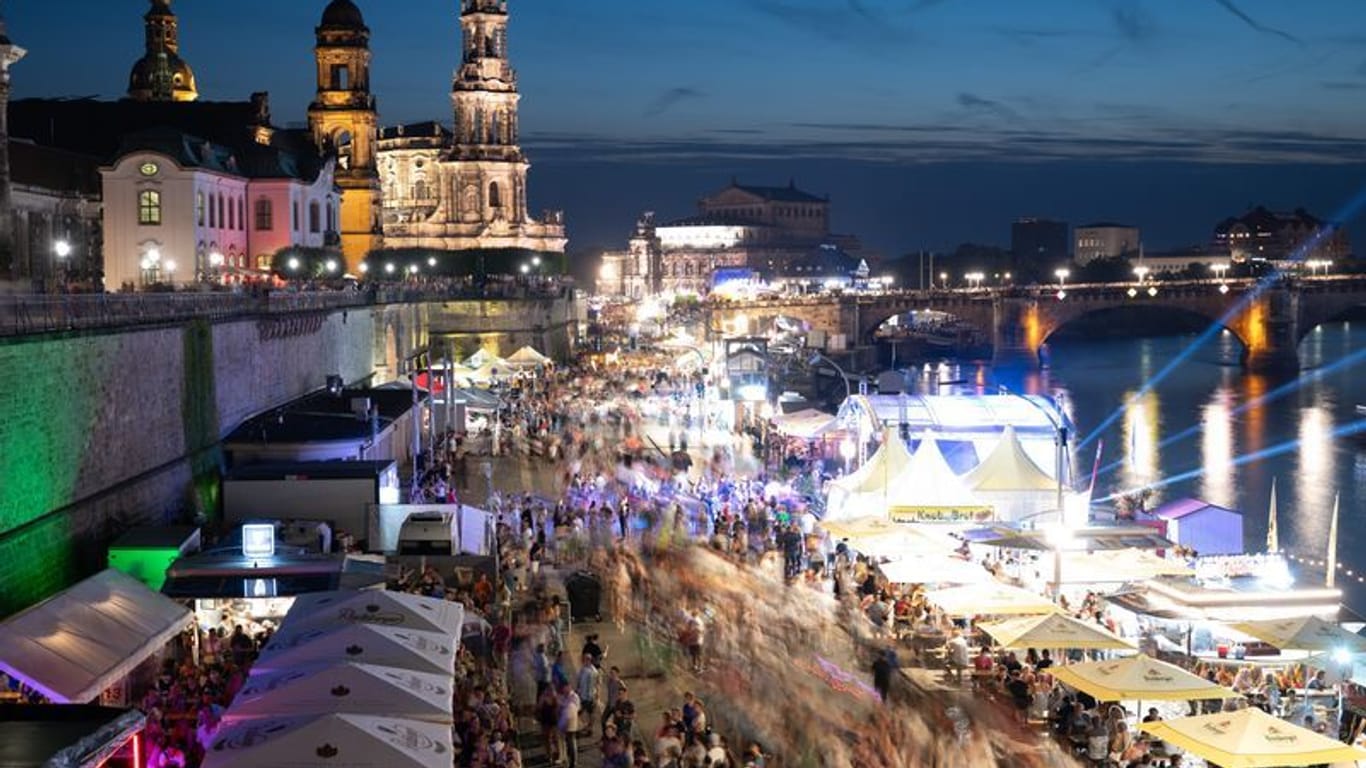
223,662,454,723
283,590,464,638
455,360,510,387
888,433,990,523
254,624,455,677
771,409,839,440
0,569,193,703
823,427,916,521
963,425,1060,522
463,348,501,368
203,713,454,768
877,556,991,585
505,345,551,368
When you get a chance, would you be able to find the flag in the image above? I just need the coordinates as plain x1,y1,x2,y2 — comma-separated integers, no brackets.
1266,478,1279,553
1327,492,1339,588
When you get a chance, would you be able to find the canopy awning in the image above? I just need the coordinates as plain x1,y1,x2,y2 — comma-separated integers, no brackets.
970,525,1175,552
977,612,1135,651
504,345,552,367
770,408,838,439
203,713,454,768
254,623,456,677
877,556,990,585
0,569,193,703
1227,616,1366,654
223,662,454,723
1137,706,1366,767
1051,653,1238,702
283,590,464,637
923,583,1059,617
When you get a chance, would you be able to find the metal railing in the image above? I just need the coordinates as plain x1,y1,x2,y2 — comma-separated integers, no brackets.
0,283,576,337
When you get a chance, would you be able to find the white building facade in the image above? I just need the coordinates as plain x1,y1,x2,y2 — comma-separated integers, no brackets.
1074,222,1141,265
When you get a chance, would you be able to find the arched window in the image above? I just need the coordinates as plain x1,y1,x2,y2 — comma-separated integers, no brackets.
254,198,273,230
227,197,235,230
326,200,335,231
217,195,225,229
309,201,321,233
489,181,501,208
238,198,245,231
196,192,205,226
138,190,161,225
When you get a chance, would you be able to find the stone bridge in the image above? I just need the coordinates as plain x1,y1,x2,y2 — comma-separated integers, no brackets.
705,276,1366,371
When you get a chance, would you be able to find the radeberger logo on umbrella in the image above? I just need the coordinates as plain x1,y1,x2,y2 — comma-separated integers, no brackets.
1142,669,1174,683
1264,726,1299,744
1202,719,1232,736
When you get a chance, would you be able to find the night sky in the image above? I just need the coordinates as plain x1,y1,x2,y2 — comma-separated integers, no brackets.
10,0,1366,257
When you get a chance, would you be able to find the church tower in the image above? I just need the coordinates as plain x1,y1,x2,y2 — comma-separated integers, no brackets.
450,0,531,229
128,0,198,102
308,0,382,268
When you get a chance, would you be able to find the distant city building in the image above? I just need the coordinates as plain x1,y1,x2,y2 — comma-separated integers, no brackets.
1135,246,1225,275
377,0,565,257
7,140,103,289
1010,218,1068,264
1074,222,1140,264
1213,205,1350,264
599,179,858,297
100,125,338,290
127,0,198,103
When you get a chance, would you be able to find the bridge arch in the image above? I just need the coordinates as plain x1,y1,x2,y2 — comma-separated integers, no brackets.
858,299,995,347
1037,303,1250,361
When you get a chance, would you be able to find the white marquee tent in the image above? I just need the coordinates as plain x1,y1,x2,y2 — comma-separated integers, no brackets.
825,430,989,523
223,662,453,723
963,425,1060,522
771,409,839,440
283,590,464,638
505,345,552,368
203,713,454,768
823,427,916,521
0,569,193,703
253,623,456,677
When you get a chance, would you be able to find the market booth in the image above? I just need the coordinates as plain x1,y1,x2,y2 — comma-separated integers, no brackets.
252,623,456,676
222,661,454,723
203,713,454,768
0,569,193,704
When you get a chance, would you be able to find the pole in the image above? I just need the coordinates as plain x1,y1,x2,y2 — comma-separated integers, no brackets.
411,382,421,469
1056,426,1068,514
1327,492,1339,588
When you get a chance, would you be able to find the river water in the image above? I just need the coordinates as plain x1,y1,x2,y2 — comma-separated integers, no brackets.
922,321,1366,610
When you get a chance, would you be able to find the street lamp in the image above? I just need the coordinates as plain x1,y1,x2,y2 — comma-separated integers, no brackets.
164,259,177,283
532,256,542,268
408,263,419,275
1054,268,1070,288
939,271,948,289
287,257,301,272
208,250,224,268
324,259,338,273
427,256,437,268
384,262,395,274
965,271,985,290
520,263,530,275
1133,265,1150,283
359,262,370,274
1211,263,1229,294
53,239,72,259
807,351,852,400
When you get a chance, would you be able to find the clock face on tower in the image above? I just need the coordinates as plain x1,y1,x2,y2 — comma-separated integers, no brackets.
139,162,159,177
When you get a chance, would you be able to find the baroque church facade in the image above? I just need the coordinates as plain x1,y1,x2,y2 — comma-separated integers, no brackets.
376,0,565,255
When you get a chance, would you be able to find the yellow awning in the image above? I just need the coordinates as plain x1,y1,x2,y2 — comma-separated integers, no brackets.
1051,653,1238,702
977,612,1135,651
923,583,1059,617
1138,707,1366,767
1227,616,1366,654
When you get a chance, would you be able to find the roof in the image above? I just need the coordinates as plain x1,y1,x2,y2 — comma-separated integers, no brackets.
7,140,101,195
1076,221,1137,229
226,460,396,481
659,213,769,228
320,0,367,29
0,706,145,768
1150,498,1242,521
964,425,1057,491
116,125,328,182
0,570,193,703
1214,205,1325,236
725,181,826,203
766,243,860,278
225,388,417,446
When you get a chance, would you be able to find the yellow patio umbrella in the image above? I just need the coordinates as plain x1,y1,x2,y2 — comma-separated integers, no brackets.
923,582,1059,617
818,516,944,557
877,556,991,586
1051,653,1238,702
1137,706,1366,767
977,612,1135,651
1227,615,1366,654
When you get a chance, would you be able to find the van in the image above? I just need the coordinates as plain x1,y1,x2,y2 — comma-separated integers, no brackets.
397,511,458,555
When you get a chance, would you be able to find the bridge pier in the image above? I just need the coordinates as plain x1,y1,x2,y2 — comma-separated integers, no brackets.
1242,346,1300,373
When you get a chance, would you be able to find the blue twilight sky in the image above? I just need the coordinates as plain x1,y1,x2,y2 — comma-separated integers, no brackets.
9,0,1366,256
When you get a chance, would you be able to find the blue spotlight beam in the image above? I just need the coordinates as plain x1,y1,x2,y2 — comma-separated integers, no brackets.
1094,346,1366,478
1075,185,1366,452
1096,418,1366,503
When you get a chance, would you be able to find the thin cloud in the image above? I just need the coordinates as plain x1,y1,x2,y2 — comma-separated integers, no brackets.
956,92,1021,121
1209,0,1301,44
1321,81,1366,91
739,0,915,46
643,87,704,118
1111,6,1159,44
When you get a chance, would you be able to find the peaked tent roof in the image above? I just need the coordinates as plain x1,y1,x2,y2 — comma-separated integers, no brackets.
203,713,453,768
254,623,456,676
923,582,1059,616
463,348,502,368
977,612,1134,651
0,569,193,703
828,427,914,497
964,425,1058,492
224,662,453,723
894,432,984,508
1137,706,1366,768
1227,615,1366,654
283,590,464,637
771,408,838,439
505,346,551,366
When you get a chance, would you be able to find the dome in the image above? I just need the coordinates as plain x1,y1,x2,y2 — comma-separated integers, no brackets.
320,0,366,29
128,53,198,102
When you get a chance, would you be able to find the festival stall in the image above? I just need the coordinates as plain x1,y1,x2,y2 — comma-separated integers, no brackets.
824,429,990,523
504,345,552,369
0,569,194,704
822,427,916,522
1226,615,1366,654
0,705,146,767
876,556,991,586
252,623,456,676
222,662,454,723
203,713,454,768
770,408,839,440
1137,706,1366,767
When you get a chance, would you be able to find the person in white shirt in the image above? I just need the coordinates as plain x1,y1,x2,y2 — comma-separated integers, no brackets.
557,683,581,768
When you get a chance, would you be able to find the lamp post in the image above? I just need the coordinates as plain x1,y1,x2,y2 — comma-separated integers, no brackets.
1211,263,1229,294
939,271,948,289
164,259,177,286
324,258,338,275
808,351,852,400
1133,265,1150,284
1054,268,1070,289
965,271,985,290
53,239,71,291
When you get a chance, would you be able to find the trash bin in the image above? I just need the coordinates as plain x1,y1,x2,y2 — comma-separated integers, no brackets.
565,570,603,623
